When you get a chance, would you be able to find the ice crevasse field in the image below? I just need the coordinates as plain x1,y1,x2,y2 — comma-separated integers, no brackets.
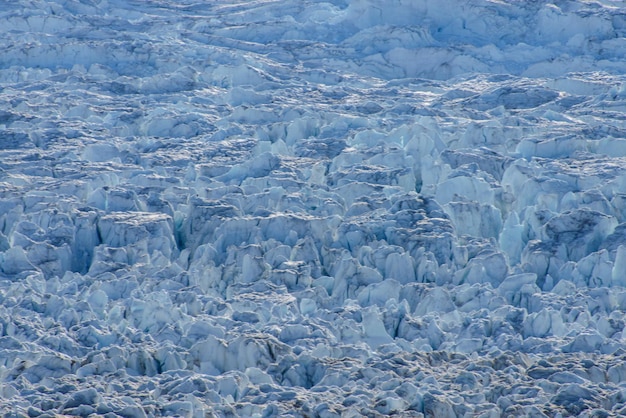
3,0,626,416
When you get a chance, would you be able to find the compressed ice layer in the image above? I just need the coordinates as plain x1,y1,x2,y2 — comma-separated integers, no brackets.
3,0,626,416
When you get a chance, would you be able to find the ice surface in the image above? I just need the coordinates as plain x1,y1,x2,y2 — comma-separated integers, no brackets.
2,0,626,416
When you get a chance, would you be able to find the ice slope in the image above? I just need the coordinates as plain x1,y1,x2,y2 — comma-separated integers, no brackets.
2,0,626,416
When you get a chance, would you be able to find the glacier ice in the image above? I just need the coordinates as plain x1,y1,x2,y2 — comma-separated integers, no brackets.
2,0,626,416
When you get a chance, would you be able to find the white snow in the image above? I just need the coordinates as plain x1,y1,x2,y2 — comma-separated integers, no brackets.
2,0,626,416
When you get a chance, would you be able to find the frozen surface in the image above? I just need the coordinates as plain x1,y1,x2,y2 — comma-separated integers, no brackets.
2,0,626,416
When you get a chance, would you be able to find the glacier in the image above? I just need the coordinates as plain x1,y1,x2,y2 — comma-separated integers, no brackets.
2,0,626,416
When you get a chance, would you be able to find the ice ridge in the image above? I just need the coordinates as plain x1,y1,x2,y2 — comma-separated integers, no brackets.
2,0,626,416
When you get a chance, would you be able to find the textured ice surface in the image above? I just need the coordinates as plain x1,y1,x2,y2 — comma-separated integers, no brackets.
3,0,626,416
